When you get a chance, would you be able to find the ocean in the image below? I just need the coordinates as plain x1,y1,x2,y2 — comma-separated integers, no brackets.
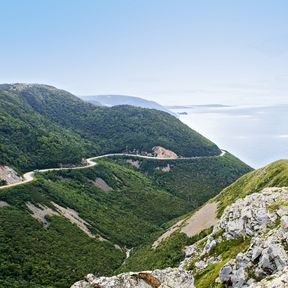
171,105,288,168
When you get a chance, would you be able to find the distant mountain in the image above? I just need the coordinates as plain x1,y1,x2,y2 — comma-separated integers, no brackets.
84,99,103,106
80,95,178,117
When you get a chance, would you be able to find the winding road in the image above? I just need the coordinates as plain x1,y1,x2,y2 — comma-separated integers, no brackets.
0,150,226,190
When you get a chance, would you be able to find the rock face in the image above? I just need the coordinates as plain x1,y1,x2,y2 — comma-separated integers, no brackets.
216,188,288,287
215,188,284,240
218,231,288,287
94,177,113,192
0,165,22,185
248,266,288,288
152,146,178,159
181,187,288,287
71,268,194,288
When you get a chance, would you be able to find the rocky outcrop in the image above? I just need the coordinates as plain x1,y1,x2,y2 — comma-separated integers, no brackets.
219,230,288,287
0,165,22,185
248,266,288,287
215,188,285,240
216,188,288,287
94,177,113,192
71,268,194,288
181,187,288,287
152,146,178,159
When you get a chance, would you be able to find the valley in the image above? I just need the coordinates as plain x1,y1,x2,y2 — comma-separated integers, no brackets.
72,160,288,288
2,83,286,288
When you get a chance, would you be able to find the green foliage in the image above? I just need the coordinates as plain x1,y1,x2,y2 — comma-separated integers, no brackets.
0,207,124,288
0,84,254,287
194,237,251,288
0,87,86,172
0,154,251,287
268,201,288,213
0,84,221,172
122,233,191,272
194,261,225,288
1,160,188,247
0,179,7,186
114,152,252,209
216,160,288,217
122,228,213,272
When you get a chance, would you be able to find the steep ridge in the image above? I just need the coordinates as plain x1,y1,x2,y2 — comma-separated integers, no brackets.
71,160,288,288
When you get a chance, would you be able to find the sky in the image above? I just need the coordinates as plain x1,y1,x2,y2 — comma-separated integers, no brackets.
1,0,288,105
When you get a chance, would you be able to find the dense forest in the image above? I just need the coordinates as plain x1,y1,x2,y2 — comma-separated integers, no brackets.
0,84,220,172
0,83,253,287
0,154,251,287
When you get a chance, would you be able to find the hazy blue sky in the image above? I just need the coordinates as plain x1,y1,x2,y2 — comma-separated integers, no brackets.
1,0,288,105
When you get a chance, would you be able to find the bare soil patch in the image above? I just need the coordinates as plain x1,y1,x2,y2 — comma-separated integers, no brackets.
0,201,9,208
181,202,218,237
152,202,218,248
95,177,113,192
26,201,94,237
152,146,178,159
127,159,140,168
0,165,22,185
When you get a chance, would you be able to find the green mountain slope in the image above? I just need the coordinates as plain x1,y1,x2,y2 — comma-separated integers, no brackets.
0,153,251,287
0,83,253,287
216,159,288,216
0,84,220,172
112,152,250,209
182,160,288,287
125,160,287,275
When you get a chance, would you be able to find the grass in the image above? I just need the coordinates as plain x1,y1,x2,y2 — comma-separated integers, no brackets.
0,155,248,288
0,207,124,288
122,227,213,273
194,237,251,288
215,160,288,217
113,152,252,210
268,201,288,213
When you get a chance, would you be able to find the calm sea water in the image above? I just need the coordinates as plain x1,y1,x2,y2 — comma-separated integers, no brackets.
172,105,288,168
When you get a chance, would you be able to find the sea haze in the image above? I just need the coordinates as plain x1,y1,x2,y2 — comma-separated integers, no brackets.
171,104,288,168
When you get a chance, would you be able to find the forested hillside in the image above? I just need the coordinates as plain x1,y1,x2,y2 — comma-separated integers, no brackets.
0,154,251,287
0,83,253,288
0,84,220,172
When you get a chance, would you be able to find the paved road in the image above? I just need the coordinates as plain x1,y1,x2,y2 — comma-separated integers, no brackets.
0,150,226,190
